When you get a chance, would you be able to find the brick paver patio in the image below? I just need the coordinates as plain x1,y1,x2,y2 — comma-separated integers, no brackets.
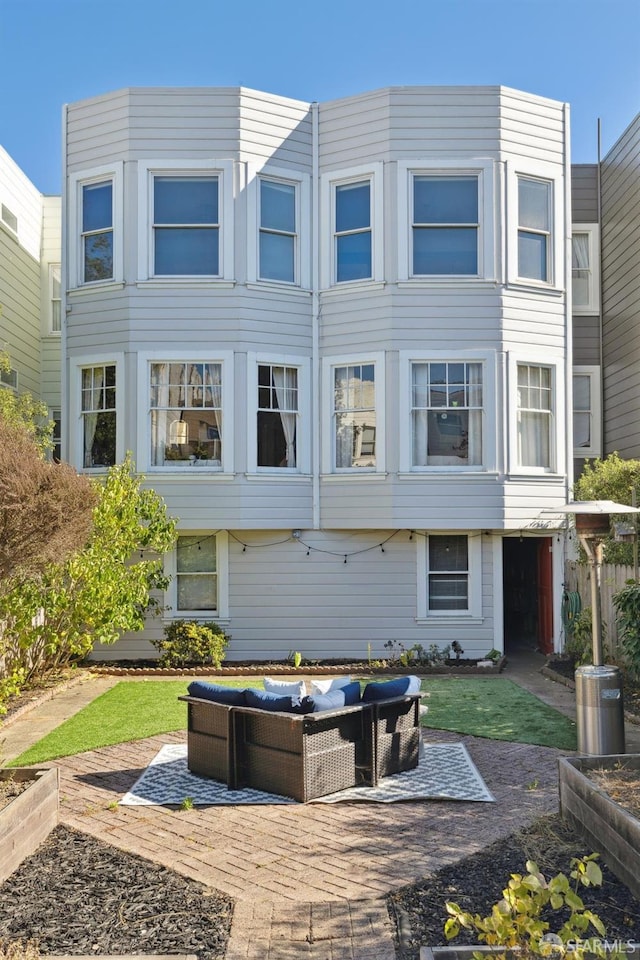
54,725,565,957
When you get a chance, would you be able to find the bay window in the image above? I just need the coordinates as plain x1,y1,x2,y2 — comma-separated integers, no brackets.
259,178,296,283
153,176,219,276
412,176,478,275
517,176,552,282
411,361,483,467
81,364,116,468
333,363,376,469
150,362,222,467
517,363,553,468
257,364,298,468
335,180,371,282
81,180,113,282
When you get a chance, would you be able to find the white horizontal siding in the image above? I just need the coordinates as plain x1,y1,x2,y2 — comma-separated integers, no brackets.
90,529,497,662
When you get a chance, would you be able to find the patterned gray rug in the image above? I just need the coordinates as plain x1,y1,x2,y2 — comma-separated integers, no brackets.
120,742,495,805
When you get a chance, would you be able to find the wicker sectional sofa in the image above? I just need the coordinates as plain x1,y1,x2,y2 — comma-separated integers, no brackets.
179,680,422,802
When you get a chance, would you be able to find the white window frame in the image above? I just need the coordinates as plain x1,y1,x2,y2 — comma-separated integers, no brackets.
416,532,482,620
397,160,495,281
247,352,311,475
68,163,124,288
247,165,310,288
398,350,495,473
137,160,234,283
572,365,601,459
165,530,229,620
48,263,61,334
322,352,386,474
321,163,383,288
507,160,564,289
136,351,234,473
69,352,125,472
571,224,600,315
508,352,564,476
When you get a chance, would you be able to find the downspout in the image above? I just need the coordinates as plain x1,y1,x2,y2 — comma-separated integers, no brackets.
311,101,320,529
564,101,573,502
60,103,69,463
597,118,604,452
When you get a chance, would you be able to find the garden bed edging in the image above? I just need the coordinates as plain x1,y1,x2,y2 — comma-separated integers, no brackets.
0,766,59,884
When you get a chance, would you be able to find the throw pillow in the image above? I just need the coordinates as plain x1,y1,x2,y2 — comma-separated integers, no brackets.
245,688,300,713
187,681,246,706
263,677,307,698
311,682,360,711
310,676,352,695
362,675,421,702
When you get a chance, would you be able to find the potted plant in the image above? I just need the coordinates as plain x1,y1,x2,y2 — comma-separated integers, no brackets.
420,855,624,960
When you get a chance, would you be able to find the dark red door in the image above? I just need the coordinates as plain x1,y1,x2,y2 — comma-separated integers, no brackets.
537,537,554,655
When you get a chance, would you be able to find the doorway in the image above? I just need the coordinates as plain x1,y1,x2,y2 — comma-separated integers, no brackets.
503,537,554,654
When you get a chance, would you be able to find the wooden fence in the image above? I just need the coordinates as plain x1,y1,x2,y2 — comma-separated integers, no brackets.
564,562,636,658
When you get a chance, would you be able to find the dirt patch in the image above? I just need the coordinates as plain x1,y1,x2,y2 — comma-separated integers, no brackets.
0,777,29,813
585,764,640,818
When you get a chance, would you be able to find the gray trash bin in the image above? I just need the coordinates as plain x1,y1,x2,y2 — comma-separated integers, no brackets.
575,665,625,756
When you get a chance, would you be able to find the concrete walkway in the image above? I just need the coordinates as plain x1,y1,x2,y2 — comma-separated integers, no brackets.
2,652,639,959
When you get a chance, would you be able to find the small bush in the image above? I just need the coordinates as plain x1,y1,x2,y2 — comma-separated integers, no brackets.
153,619,230,668
613,580,640,678
565,607,600,666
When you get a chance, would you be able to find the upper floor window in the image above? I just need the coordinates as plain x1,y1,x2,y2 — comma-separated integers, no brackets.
333,362,376,469
573,366,601,459
411,362,482,467
412,176,478,275
259,179,296,283
82,180,113,282
153,176,219,276
1,204,17,233
49,264,61,333
150,361,222,468
81,363,116,469
69,164,123,288
571,225,599,314
517,363,553,469
517,176,552,282
51,409,62,463
335,180,371,282
257,364,298,468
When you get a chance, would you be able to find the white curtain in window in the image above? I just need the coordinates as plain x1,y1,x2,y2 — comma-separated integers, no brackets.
412,364,429,466
272,366,296,467
151,363,170,465
572,234,590,270
519,412,549,467
467,363,482,465
83,367,104,467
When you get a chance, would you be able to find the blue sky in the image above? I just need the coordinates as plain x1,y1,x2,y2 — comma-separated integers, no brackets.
1,0,639,195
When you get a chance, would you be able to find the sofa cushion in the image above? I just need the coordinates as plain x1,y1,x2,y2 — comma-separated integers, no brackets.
311,681,361,712
187,681,246,706
362,676,421,702
263,677,307,698
245,688,303,713
310,676,352,695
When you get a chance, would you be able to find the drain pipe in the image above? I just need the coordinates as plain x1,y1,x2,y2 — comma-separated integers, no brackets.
311,100,320,530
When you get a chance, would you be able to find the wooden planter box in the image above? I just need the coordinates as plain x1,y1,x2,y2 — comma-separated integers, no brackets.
0,767,59,884
558,754,640,900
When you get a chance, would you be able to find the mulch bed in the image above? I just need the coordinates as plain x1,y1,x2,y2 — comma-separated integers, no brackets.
0,826,233,959
389,814,640,960
544,657,640,723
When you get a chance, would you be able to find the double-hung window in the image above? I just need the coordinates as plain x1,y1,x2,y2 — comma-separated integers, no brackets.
167,530,228,618
81,180,113,282
412,176,478,275
257,364,298,468
411,362,483,467
573,367,601,458
332,362,377,469
428,535,470,612
335,180,371,282
517,176,552,282
49,264,61,333
81,364,116,468
571,225,599,313
517,363,553,469
150,362,223,467
259,179,296,283
153,176,219,276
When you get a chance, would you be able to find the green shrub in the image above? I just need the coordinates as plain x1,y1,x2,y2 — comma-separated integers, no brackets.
613,580,640,678
152,619,230,668
564,607,599,666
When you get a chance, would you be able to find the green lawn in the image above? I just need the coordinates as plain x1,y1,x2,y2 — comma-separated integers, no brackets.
10,674,576,766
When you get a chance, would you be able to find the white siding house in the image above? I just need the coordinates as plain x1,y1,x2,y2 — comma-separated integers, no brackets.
0,147,61,451
61,85,572,661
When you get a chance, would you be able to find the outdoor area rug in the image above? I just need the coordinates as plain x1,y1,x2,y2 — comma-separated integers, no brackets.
119,742,495,805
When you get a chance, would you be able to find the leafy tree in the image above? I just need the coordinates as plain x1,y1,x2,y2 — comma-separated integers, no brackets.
0,455,177,709
0,351,54,455
573,452,640,564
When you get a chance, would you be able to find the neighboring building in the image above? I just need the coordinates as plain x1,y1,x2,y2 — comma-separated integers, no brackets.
61,85,573,661
0,146,61,456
